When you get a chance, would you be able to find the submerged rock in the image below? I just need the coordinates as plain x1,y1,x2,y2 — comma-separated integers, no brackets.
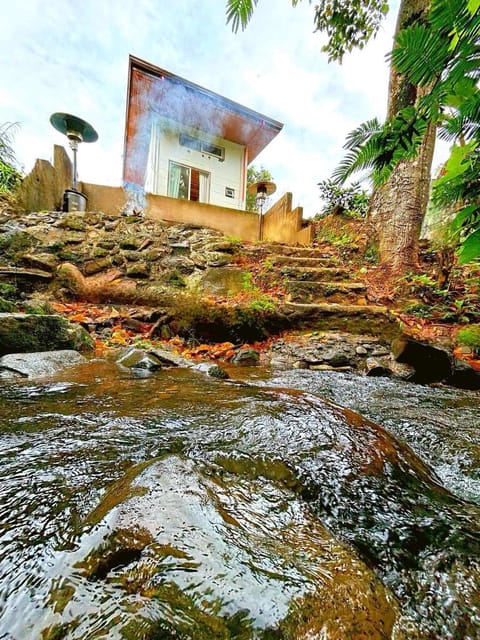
117,347,163,371
194,362,230,378
42,455,399,639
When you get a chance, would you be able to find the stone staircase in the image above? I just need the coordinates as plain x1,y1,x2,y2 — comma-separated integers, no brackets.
260,244,400,338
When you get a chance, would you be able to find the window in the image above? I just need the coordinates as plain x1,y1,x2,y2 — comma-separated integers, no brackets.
168,162,210,203
179,134,225,161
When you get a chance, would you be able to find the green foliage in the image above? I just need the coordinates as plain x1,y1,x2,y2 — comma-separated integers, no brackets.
226,0,389,62
313,0,389,62
456,324,480,354
401,269,480,322
246,165,274,212
316,179,370,218
226,0,258,32
241,271,255,292
0,123,22,194
0,282,18,301
248,295,275,313
331,0,480,263
332,109,428,186
432,143,480,265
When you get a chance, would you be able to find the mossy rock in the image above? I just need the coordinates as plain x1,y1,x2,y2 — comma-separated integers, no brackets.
0,313,94,356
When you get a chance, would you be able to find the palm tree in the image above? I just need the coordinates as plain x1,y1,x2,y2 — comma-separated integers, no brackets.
335,0,480,263
226,0,435,276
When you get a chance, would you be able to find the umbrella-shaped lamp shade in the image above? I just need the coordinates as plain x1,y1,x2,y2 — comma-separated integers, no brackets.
247,180,277,198
50,113,98,143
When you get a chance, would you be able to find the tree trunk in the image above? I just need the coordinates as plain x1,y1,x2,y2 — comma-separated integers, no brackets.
368,0,435,275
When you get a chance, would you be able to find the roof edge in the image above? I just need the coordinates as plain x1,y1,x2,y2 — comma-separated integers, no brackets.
128,54,283,133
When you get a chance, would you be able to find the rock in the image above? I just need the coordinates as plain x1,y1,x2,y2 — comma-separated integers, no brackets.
232,349,260,365
447,359,480,390
119,236,142,250
63,231,85,244
126,262,150,278
21,253,58,272
204,251,231,267
56,214,87,231
389,360,416,381
365,357,392,378
83,258,111,276
0,313,93,356
0,350,86,379
392,336,452,384
63,455,399,639
96,239,116,250
122,250,141,262
204,240,238,253
323,350,352,367
356,345,368,355
160,255,196,274
194,362,230,378
148,347,190,368
117,347,163,371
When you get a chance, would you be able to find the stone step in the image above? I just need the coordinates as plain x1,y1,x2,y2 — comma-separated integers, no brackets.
282,302,400,338
243,243,331,260
269,255,335,268
285,280,367,304
279,265,351,281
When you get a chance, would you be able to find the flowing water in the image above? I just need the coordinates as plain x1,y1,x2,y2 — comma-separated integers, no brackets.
0,359,479,639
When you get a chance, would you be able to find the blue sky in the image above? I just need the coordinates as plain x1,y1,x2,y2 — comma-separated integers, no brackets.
1,0,428,217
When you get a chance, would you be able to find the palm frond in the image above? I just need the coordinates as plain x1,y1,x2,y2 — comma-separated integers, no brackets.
226,0,258,32
343,118,382,150
391,24,451,86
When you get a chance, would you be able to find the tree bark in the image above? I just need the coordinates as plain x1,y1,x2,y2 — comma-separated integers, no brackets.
368,0,435,275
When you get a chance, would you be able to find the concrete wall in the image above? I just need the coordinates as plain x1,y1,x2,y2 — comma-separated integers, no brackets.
18,146,313,245
18,145,71,212
263,193,314,245
81,183,128,215
146,194,258,241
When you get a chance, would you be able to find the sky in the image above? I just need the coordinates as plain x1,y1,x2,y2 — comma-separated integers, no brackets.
1,0,444,217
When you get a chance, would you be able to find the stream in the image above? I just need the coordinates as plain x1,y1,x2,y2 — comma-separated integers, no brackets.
0,359,479,639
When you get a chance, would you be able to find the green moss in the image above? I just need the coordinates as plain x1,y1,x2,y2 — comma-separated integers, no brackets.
0,297,17,312
456,324,480,355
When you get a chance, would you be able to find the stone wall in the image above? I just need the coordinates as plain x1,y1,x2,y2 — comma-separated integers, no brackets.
18,146,314,245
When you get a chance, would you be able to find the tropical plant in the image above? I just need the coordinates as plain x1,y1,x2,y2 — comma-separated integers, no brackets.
333,0,480,263
246,165,274,212
227,0,388,61
0,122,22,194
226,0,437,276
316,179,370,218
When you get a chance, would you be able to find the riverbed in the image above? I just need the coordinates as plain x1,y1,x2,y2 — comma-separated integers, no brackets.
0,359,479,639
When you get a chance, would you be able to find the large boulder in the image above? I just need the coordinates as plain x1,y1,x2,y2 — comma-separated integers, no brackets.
39,455,398,639
0,350,86,379
392,336,453,384
0,313,93,356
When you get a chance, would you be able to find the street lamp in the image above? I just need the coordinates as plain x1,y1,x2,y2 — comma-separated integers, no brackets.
50,112,98,212
247,180,277,241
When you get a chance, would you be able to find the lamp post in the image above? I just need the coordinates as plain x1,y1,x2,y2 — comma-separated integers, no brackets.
50,113,98,212
247,180,277,241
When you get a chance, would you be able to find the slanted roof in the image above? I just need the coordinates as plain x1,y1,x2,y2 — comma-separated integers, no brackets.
123,55,283,184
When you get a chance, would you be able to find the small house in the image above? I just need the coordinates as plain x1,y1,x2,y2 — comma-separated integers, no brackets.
123,55,283,210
